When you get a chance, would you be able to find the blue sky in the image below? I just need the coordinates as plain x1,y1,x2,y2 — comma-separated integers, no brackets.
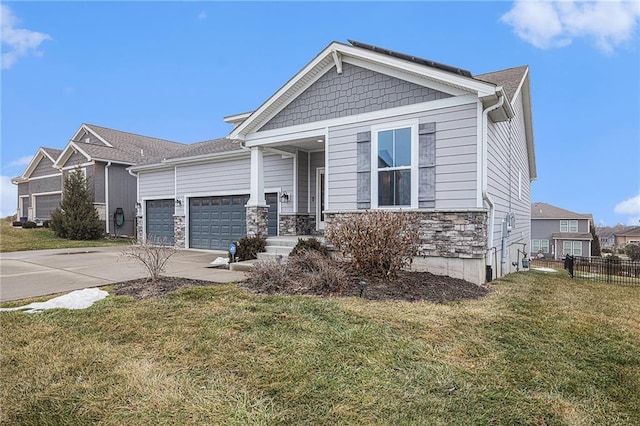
1,1,639,225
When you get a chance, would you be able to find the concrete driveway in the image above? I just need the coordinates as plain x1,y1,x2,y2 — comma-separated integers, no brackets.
0,247,246,302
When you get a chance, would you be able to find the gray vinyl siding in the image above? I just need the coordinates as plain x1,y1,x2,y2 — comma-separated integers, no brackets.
18,182,30,196
93,163,105,204
327,101,478,211
139,168,175,199
31,156,57,178
309,151,325,215
75,131,101,145
108,164,137,236
176,154,294,213
486,91,531,275
62,150,89,168
29,175,62,194
532,218,591,259
296,151,309,214
260,62,451,131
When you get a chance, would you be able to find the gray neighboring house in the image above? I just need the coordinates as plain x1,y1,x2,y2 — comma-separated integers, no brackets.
131,40,537,284
12,147,63,222
531,202,593,259
13,123,184,237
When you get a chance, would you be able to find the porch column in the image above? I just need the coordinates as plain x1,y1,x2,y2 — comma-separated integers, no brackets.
246,146,269,237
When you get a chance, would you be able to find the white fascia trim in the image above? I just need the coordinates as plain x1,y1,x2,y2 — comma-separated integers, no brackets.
92,158,136,166
21,150,48,179
370,119,420,209
244,94,478,147
510,67,529,109
183,188,281,200
223,111,253,124
25,172,62,181
343,56,468,97
265,147,296,158
54,142,92,168
82,125,113,147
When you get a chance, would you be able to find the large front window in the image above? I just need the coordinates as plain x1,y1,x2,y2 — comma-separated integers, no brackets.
377,127,411,206
563,241,582,256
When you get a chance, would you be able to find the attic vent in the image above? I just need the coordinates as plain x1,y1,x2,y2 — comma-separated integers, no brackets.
85,138,90,143
140,149,144,157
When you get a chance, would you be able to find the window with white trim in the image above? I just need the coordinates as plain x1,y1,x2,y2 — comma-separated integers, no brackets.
372,121,418,208
532,239,549,254
563,241,582,256
560,220,578,233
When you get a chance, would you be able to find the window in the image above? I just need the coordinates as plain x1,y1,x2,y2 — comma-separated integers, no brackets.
563,241,582,256
532,239,549,254
560,220,578,232
372,122,418,208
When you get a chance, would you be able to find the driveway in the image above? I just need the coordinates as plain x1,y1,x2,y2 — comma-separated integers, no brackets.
0,247,246,302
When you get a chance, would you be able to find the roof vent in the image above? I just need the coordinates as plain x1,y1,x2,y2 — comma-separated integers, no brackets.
140,149,144,157
85,138,90,143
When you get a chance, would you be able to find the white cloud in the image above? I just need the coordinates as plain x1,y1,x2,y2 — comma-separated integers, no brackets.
197,11,207,20
614,193,640,225
502,0,640,53
6,155,33,169
0,175,18,218
0,4,52,69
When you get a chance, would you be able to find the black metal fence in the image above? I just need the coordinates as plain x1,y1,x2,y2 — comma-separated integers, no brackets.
531,256,640,285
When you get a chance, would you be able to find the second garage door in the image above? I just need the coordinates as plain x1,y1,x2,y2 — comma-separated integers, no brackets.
146,199,175,245
189,194,278,250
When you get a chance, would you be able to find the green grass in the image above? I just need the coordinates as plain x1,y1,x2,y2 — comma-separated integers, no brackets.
0,218,131,252
1,271,639,424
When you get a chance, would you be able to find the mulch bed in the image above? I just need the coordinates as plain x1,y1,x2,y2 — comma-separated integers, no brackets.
113,270,490,303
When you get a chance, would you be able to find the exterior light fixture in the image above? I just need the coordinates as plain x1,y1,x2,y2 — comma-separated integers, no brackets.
175,198,182,207
280,192,289,203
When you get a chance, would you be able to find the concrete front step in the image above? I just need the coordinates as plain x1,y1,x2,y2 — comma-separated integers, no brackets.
228,259,260,272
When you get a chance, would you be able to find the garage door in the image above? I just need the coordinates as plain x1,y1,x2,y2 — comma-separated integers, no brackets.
146,199,175,245
34,193,61,219
189,193,278,250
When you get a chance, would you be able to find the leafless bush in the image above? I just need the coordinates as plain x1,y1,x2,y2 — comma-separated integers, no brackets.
325,210,421,278
120,237,177,282
245,260,293,294
288,250,348,294
246,251,349,295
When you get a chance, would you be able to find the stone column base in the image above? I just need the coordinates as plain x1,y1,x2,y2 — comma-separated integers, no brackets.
136,215,143,242
174,215,185,248
246,205,269,237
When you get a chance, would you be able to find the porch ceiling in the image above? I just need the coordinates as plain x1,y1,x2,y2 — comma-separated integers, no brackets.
266,135,325,152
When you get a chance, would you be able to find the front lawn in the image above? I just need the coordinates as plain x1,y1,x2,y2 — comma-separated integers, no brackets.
0,218,131,252
1,271,638,424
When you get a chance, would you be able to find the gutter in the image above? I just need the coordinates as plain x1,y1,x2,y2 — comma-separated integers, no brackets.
481,93,505,272
105,161,111,234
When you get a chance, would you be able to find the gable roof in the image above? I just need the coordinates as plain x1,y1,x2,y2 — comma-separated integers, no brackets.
55,124,185,168
11,146,62,183
531,202,593,221
229,40,515,139
475,66,528,105
615,226,640,237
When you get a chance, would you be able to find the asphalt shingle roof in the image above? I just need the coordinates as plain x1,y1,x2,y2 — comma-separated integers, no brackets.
41,147,63,160
75,124,185,164
475,66,528,103
531,202,592,220
135,137,246,166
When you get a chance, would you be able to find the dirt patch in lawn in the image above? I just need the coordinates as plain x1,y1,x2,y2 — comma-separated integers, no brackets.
113,270,489,303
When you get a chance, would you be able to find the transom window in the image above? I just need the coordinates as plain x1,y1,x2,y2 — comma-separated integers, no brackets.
560,220,578,232
377,127,411,206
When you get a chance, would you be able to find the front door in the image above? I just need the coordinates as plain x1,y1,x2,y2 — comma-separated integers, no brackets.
316,167,325,230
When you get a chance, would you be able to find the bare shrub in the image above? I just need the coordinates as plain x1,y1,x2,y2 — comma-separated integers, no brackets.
120,237,177,282
325,210,421,278
244,260,292,294
288,250,348,295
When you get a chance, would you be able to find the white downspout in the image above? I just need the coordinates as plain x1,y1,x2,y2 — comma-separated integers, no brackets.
481,94,505,277
105,161,111,234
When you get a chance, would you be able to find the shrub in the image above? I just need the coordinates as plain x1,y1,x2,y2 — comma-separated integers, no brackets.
288,250,348,294
21,221,37,229
120,236,177,282
42,220,51,228
289,237,329,258
12,221,22,227
625,244,640,262
236,235,266,261
325,210,421,278
245,260,292,294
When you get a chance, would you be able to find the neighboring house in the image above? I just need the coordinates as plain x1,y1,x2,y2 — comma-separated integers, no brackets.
614,226,640,248
131,40,536,284
531,202,593,259
11,147,63,221
13,123,184,237
596,226,617,250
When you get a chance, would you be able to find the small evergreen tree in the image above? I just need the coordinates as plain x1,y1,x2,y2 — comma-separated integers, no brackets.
50,169,103,240
590,223,601,257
